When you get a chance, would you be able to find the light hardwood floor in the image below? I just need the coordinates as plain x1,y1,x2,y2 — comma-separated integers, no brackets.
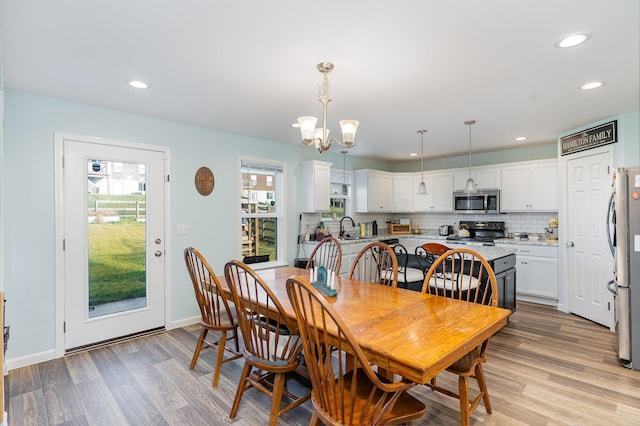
7,302,640,425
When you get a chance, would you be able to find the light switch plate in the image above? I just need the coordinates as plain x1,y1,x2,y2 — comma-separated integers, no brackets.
635,235,640,252
177,224,189,235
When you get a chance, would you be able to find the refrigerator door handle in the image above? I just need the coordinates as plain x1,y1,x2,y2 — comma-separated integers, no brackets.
606,192,616,256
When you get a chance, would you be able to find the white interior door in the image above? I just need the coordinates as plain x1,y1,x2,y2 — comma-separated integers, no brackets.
63,139,166,350
567,151,614,327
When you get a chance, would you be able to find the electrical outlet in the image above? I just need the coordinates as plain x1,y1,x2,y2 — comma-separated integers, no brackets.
177,224,189,235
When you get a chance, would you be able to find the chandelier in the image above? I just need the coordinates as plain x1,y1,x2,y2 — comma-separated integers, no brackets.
296,62,359,154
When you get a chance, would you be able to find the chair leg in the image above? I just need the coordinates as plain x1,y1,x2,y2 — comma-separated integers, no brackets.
212,332,227,388
233,327,240,352
268,372,286,426
190,327,207,370
230,362,252,419
458,375,470,426
475,364,492,414
309,412,321,426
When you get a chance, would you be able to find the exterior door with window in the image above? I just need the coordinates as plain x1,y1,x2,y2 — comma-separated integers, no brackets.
61,138,166,350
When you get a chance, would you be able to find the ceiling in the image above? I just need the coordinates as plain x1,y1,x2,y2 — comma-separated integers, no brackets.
1,1,638,162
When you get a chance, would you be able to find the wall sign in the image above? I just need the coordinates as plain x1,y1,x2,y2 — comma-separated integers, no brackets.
194,166,215,196
561,120,617,156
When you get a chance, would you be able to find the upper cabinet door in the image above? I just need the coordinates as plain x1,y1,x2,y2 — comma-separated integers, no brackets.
354,170,393,212
475,166,501,189
529,162,558,211
500,165,530,211
414,171,452,212
501,160,558,212
430,171,454,211
454,166,500,191
393,173,415,212
301,160,332,212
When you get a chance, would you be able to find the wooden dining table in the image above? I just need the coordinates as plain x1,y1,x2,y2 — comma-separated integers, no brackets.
219,266,511,385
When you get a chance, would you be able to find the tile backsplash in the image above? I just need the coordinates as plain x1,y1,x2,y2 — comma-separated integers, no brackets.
301,211,557,238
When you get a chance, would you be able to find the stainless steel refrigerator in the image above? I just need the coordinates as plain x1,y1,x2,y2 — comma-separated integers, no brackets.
607,166,640,370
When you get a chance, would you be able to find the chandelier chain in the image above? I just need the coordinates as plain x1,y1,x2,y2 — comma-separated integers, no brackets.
318,72,331,103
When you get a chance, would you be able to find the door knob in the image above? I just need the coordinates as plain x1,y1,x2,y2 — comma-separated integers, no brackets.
155,250,163,257
566,241,575,247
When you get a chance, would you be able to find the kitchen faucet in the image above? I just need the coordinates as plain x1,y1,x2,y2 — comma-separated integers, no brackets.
339,216,356,237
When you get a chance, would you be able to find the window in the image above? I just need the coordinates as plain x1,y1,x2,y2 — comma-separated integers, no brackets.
322,171,352,220
240,159,286,267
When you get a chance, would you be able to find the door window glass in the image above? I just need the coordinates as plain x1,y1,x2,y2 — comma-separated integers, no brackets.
87,160,147,318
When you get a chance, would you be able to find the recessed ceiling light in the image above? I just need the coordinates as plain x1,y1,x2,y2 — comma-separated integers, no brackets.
580,81,604,90
515,136,527,141
554,33,591,49
409,153,418,157
127,80,150,89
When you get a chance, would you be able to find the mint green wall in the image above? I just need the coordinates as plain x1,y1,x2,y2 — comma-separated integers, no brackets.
392,142,557,173
0,89,387,360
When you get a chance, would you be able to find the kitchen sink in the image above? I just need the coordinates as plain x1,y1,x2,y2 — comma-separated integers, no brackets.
339,235,362,241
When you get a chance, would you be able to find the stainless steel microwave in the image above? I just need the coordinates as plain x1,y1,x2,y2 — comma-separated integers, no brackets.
453,189,501,214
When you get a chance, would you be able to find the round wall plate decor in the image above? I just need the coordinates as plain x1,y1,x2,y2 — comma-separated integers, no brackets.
194,166,215,196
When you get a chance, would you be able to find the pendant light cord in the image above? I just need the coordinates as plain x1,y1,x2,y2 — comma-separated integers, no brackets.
464,120,476,176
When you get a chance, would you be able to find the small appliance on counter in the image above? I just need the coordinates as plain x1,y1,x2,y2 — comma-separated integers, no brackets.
387,219,411,234
439,225,454,236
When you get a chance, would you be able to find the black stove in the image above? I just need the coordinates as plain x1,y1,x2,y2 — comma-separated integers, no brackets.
446,221,505,246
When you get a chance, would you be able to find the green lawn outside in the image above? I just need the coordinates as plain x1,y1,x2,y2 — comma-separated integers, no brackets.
88,218,146,306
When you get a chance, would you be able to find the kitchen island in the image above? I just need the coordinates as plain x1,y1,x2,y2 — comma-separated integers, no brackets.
301,234,517,311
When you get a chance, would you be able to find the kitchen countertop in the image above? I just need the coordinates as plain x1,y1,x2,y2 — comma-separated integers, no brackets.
494,238,559,247
303,233,516,261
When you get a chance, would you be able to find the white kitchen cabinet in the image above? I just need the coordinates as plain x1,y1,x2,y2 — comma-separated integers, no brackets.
339,241,369,276
414,171,453,212
393,173,415,212
513,244,558,305
501,160,558,211
475,166,501,189
300,160,332,212
354,169,393,212
453,166,500,191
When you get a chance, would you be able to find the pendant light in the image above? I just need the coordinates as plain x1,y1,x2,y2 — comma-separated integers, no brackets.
341,150,349,195
417,130,428,195
464,120,477,193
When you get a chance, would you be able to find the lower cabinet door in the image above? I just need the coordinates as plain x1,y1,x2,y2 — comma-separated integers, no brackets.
495,268,516,311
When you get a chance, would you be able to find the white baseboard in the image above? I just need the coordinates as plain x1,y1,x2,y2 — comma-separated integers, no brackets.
5,318,200,371
6,349,56,371
168,315,200,330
